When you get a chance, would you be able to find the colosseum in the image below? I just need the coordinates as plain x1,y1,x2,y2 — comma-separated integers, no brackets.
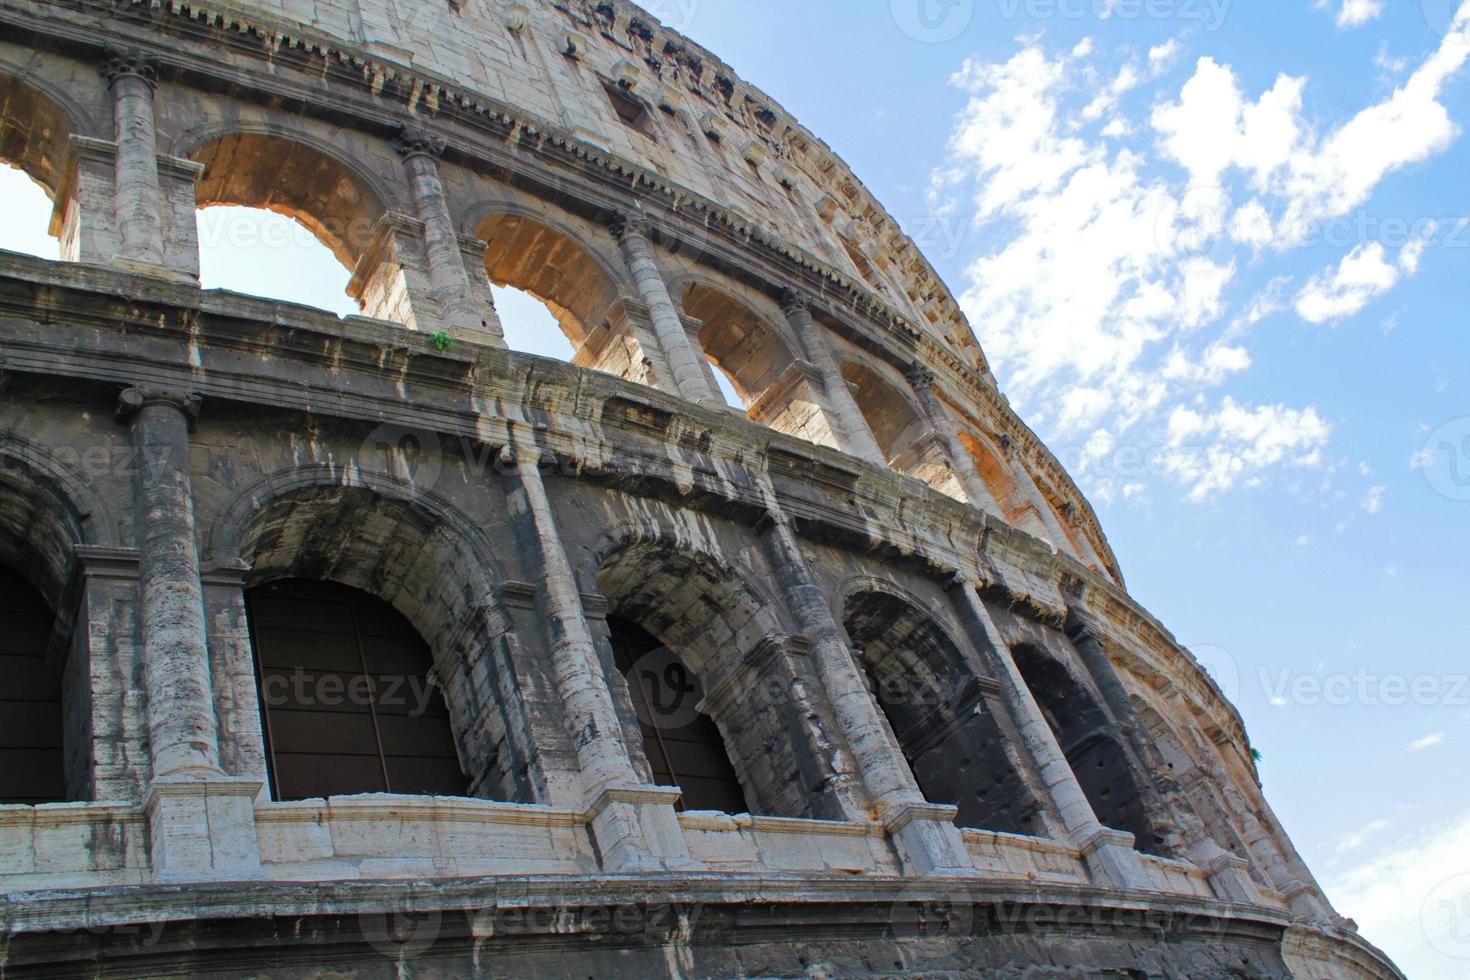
0,0,1401,976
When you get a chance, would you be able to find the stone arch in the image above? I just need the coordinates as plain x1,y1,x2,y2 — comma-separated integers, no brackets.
592,524,833,819
0,441,108,806
216,473,532,803
1011,642,1165,856
840,359,925,464
0,437,113,607
475,207,627,347
0,67,86,200
184,128,391,270
840,581,1038,834
676,278,797,405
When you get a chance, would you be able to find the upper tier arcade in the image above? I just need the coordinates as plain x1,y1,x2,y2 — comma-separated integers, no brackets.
0,0,1122,583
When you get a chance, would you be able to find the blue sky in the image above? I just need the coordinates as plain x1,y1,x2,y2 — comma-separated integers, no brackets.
2,1,1468,973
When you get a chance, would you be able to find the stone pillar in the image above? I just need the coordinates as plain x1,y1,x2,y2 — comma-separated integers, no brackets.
503,428,696,872
456,233,507,344
906,366,1004,515
117,388,262,882
396,128,505,344
202,560,270,798
947,576,1148,890
610,213,720,405
780,290,886,466
118,387,219,780
758,511,973,876
55,136,121,266
102,49,166,270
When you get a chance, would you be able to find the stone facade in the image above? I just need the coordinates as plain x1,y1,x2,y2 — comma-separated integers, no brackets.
0,0,1399,976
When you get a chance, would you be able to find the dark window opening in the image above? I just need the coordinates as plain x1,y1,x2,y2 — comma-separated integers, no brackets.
607,616,747,814
246,579,467,802
0,566,64,804
603,82,657,140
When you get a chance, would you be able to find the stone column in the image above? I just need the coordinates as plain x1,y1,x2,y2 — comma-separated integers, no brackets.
780,290,886,466
117,388,262,882
759,511,973,876
907,366,1004,514
102,49,165,269
947,576,1148,890
503,428,696,872
397,128,505,344
119,387,219,780
610,213,720,405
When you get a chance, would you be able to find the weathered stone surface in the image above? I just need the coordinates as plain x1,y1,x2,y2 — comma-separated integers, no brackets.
0,1,1398,976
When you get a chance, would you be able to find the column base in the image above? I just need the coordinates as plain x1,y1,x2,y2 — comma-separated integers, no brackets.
584,786,704,873
881,801,975,877
1077,827,1149,891
1191,842,1269,906
144,775,264,884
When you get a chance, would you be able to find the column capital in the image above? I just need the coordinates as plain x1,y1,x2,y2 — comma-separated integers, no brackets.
116,386,201,423
395,126,447,160
779,288,814,316
905,364,938,392
101,48,159,90
608,210,652,243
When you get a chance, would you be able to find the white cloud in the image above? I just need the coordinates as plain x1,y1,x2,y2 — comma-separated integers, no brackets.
1162,398,1333,500
1410,733,1447,751
1148,39,1181,75
1328,808,1470,978
1363,484,1387,514
1410,448,1437,469
1319,0,1386,28
1335,818,1392,856
935,10,1470,504
1294,228,1436,325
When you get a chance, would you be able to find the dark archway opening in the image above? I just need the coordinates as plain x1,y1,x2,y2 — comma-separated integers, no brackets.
843,591,1036,835
1012,644,1163,855
606,615,747,814
0,566,65,804
246,578,467,802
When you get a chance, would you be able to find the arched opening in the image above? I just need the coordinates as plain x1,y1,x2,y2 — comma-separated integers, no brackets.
0,73,73,260
0,566,65,804
606,615,748,814
492,283,575,362
478,212,665,387
1011,643,1164,855
245,578,467,801
229,482,532,804
843,590,1037,834
841,361,925,464
478,212,620,349
595,535,835,819
681,283,795,409
189,133,386,315
195,207,358,316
